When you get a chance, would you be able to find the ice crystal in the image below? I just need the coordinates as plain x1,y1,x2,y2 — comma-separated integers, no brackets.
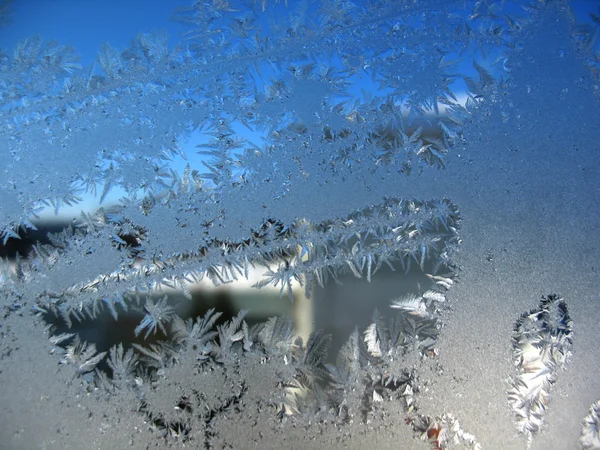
105,343,139,390
135,295,175,339
60,336,107,376
581,400,600,450
508,294,573,446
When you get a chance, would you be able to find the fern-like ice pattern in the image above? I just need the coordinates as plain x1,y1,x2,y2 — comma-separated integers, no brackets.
1,0,599,448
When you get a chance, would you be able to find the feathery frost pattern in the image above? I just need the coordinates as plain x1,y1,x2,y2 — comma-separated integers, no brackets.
508,294,573,446
30,196,459,326
1,0,599,448
0,0,525,242
581,400,600,450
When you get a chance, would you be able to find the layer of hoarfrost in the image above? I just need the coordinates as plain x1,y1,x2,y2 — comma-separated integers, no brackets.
508,295,573,446
0,0,524,243
1,0,599,449
38,277,466,446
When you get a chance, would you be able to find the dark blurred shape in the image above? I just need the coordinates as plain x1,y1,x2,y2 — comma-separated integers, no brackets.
0,0,12,27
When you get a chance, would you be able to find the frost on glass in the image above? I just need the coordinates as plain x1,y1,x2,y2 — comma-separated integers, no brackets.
0,0,509,240
0,0,599,448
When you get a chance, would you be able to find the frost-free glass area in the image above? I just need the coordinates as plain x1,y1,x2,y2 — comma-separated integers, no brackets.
1,1,599,449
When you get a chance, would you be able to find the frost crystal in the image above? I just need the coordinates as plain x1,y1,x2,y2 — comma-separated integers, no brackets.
508,294,573,445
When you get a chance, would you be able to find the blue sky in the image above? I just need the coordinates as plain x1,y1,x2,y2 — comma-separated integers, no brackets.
1,0,188,66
